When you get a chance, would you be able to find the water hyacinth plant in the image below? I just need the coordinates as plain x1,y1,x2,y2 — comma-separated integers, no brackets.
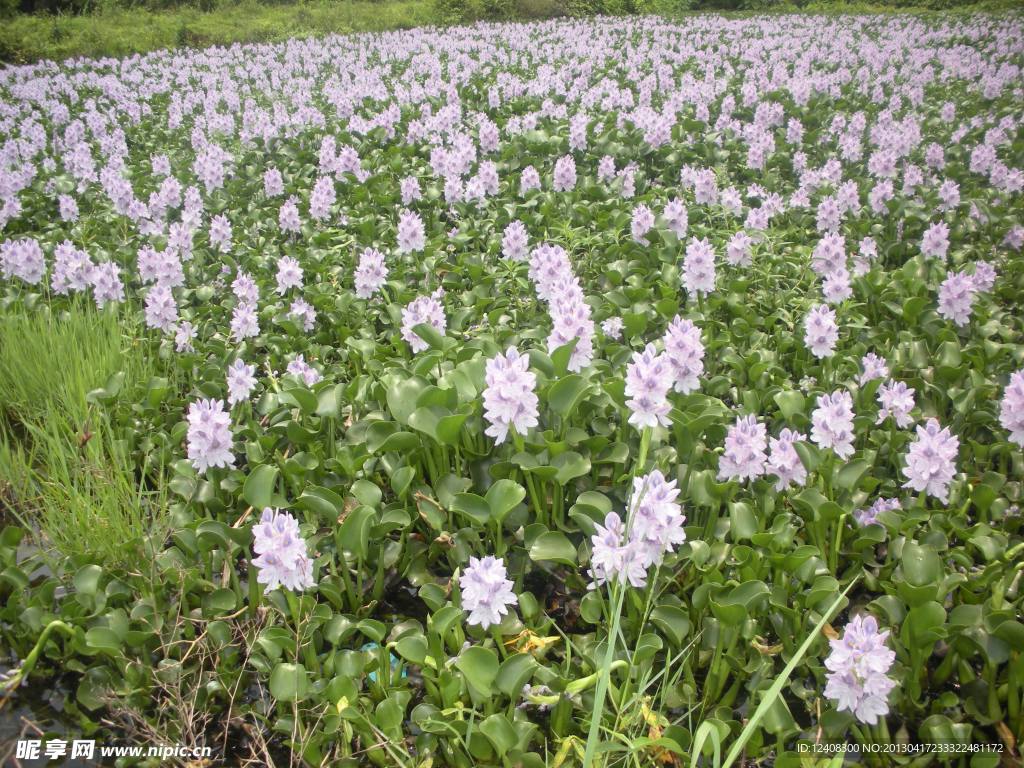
0,10,1022,768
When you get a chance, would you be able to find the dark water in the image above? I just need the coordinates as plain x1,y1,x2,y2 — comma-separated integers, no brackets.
0,674,100,767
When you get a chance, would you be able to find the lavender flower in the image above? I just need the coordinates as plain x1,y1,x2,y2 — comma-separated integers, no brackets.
970,262,996,293
51,242,92,295
811,391,856,460
397,209,426,253
175,321,196,353
227,358,257,405
58,195,79,222
186,398,234,474
275,256,303,295
231,302,259,341
354,248,388,299
483,347,539,444
902,418,959,502
502,221,529,261
858,353,889,385
683,237,716,297
766,428,807,490
252,508,315,593
589,471,685,589
209,214,232,253
811,233,846,277
144,283,178,332
552,155,577,192
400,176,421,205
822,268,852,304
627,470,686,568
663,316,704,394
459,555,517,629
520,166,541,195
921,221,950,260
1,238,45,285
264,167,284,197
625,343,672,429
824,614,897,725
289,298,317,332
631,204,655,244
547,299,595,373
804,304,839,358
726,231,753,267
876,380,915,428
662,198,688,237
279,196,301,233
89,262,125,308
402,293,446,353
588,513,648,589
937,271,976,326
999,370,1024,448
601,316,624,340
287,355,322,386
233,271,259,304
854,498,900,527
718,415,768,482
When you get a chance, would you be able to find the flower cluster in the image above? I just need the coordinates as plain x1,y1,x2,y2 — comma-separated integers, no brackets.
252,509,315,593
354,248,388,299
483,347,539,444
186,399,234,474
824,614,897,725
459,555,518,629
589,470,685,589
804,304,839,358
662,316,704,394
902,418,959,502
528,244,594,372
401,291,447,353
811,390,856,459
876,380,915,428
625,344,672,429
718,415,768,482
1000,370,1024,448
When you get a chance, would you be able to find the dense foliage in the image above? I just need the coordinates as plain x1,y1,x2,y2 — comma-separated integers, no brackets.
1,12,1023,767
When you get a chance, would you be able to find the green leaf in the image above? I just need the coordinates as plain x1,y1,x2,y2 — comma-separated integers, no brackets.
351,479,382,508
901,541,942,587
773,390,805,421
485,480,526,523
528,531,577,566
85,627,122,655
394,634,428,666
74,565,103,596
412,322,446,351
903,296,927,324
480,714,518,757
495,653,538,698
547,374,590,418
650,605,691,646
836,459,871,491
385,375,429,426
552,451,590,486
452,493,491,525
436,412,468,446
243,464,279,510
269,662,310,702
455,645,499,697
296,485,344,519
728,501,758,541
549,339,578,377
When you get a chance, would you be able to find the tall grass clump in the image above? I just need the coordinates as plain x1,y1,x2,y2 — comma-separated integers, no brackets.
0,301,167,567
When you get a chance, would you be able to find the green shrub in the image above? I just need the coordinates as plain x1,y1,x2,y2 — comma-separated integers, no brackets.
515,0,566,18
